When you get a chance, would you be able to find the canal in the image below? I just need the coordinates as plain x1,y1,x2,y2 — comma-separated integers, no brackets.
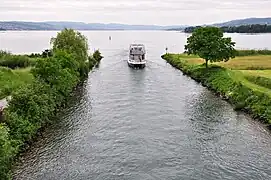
1,31,271,179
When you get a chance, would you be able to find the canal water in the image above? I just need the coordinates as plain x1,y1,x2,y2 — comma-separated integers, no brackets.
1,31,271,179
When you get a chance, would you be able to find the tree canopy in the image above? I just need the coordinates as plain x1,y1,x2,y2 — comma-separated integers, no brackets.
50,28,89,62
184,27,236,67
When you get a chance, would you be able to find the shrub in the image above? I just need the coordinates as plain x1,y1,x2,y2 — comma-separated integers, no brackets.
0,124,14,180
0,55,31,69
93,50,103,62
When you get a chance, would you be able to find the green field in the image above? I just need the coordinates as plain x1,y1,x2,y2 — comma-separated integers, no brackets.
172,54,271,96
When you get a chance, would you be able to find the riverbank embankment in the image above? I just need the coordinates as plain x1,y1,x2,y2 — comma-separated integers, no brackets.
162,53,271,127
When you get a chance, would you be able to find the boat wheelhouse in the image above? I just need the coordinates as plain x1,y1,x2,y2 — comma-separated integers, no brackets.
128,44,146,68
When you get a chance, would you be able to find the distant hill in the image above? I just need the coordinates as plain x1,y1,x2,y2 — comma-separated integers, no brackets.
44,21,186,30
0,21,185,31
211,17,271,27
0,21,56,30
2,18,270,31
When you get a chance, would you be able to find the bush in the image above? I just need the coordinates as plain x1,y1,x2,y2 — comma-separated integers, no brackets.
0,55,31,69
26,49,53,59
93,50,103,62
5,81,57,143
0,50,52,69
0,124,14,180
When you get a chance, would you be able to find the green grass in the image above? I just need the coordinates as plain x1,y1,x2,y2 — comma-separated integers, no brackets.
170,53,271,94
239,70,271,78
162,53,271,124
230,70,271,97
178,54,271,70
0,67,33,99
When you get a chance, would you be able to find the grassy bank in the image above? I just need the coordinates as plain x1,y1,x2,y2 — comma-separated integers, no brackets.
162,53,271,126
0,29,103,179
0,67,33,99
0,50,41,99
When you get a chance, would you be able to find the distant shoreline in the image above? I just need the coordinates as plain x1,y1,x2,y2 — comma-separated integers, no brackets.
0,29,174,31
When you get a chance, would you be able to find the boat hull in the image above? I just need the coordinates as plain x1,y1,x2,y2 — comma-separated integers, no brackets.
127,58,146,69
128,62,146,69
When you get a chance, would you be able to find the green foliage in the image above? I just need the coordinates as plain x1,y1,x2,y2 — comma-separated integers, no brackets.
235,49,271,56
88,56,96,69
245,75,271,89
0,67,33,99
27,49,53,58
88,50,103,69
0,50,11,58
0,54,31,69
5,81,56,142
184,27,236,67
0,50,40,69
92,50,103,62
50,28,93,79
0,124,14,180
0,28,102,178
162,54,271,124
51,28,88,63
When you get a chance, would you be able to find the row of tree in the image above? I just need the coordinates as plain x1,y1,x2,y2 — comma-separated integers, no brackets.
184,24,271,33
0,28,103,179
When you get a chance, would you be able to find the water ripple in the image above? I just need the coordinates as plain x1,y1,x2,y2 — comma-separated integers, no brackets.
13,31,271,180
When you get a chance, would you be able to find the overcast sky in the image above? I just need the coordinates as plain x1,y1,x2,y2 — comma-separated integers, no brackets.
1,0,271,25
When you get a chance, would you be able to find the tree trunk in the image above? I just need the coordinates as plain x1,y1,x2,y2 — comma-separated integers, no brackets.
205,59,208,68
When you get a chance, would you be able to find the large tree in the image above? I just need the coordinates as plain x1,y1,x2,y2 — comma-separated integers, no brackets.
184,26,236,68
50,28,89,62
50,28,91,78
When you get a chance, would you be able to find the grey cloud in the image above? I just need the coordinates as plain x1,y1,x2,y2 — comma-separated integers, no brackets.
0,0,271,25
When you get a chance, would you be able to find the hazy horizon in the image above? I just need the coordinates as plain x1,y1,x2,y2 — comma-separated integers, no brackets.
1,0,271,26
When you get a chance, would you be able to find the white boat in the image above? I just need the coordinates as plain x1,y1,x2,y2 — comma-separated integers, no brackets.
128,44,146,68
